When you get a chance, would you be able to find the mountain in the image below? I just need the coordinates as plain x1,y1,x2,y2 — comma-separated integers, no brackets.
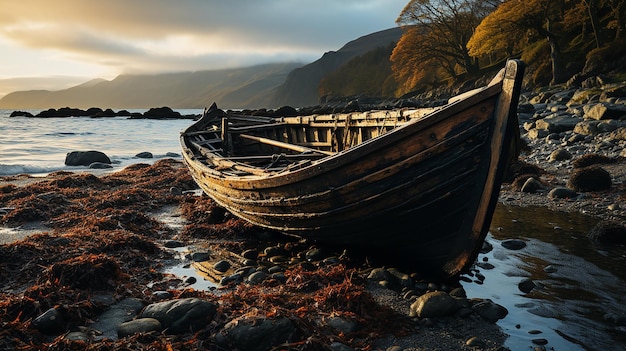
0,27,402,110
269,27,402,107
0,63,302,110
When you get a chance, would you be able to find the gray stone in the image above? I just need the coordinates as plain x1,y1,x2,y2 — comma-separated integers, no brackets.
135,151,153,158
574,120,599,135
534,114,580,133
65,331,89,342
409,291,459,318
65,150,111,166
549,149,572,161
140,298,217,334
584,102,626,120
191,252,211,262
472,300,508,323
247,271,268,285
90,297,144,340
521,177,544,193
32,308,65,335
213,259,231,272
518,278,537,293
326,316,361,333
215,316,297,351
548,187,578,199
501,239,526,250
118,318,162,337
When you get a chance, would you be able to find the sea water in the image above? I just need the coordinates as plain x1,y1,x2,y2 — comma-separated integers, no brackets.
0,109,201,176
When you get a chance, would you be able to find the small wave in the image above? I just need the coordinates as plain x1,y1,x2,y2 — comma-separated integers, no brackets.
0,163,67,176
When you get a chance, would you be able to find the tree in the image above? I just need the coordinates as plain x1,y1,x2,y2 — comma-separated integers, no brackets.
394,0,496,84
467,0,571,84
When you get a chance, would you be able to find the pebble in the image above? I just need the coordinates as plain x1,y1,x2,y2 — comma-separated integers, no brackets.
213,259,231,272
31,308,65,335
465,336,486,347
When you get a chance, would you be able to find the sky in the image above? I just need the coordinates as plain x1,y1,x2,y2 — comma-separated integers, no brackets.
0,0,408,97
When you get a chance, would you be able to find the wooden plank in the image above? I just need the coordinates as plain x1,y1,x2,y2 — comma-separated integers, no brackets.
239,133,335,156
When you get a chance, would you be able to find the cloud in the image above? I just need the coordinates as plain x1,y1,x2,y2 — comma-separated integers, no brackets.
0,0,406,77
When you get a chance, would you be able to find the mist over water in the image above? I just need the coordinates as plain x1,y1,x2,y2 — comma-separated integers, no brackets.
0,109,200,176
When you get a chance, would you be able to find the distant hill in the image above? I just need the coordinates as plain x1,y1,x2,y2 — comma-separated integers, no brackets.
269,27,402,107
0,27,402,110
0,63,302,110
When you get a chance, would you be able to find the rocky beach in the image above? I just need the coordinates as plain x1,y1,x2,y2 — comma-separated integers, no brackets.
1,80,626,350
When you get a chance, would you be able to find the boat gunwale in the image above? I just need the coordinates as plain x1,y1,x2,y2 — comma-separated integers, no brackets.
181,80,503,189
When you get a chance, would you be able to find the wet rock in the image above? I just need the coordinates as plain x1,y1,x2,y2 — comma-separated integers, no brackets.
465,336,486,348
140,298,217,334
549,149,572,161
501,239,526,250
367,267,391,281
247,271,268,285
588,220,626,244
518,278,537,293
521,177,544,193
118,318,162,337
32,307,65,335
220,273,243,285
472,300,509,323
142,106,182,119
567,166,612,192
242,249,258,260
215,316,297,351
535,115,580,133
89,162,113,169
409,291,459,318
213,259,231,272
135,151,153,159
90,297,144,340
153,291,172,300
584,102,626,120
65,150,111,166
191,252,211,262
325,316,361,333
305,247,325,261
163,240,185,248
548,187,578,200
65,331,88,342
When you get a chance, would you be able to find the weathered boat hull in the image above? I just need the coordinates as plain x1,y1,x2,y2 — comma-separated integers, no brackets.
181,60,525,278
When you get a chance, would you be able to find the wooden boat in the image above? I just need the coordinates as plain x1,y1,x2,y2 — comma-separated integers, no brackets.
180,59,525,278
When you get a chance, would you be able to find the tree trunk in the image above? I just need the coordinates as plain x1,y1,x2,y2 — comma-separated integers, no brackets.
541,19,567,84
584,0,601,48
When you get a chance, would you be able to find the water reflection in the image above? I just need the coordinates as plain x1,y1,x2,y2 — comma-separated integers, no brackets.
463,204,626,351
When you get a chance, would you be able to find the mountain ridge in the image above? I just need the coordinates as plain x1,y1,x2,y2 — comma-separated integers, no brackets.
0,27,402,110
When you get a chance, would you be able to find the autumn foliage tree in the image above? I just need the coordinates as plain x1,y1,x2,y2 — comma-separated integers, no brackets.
467,0,571,84
391,0,498,94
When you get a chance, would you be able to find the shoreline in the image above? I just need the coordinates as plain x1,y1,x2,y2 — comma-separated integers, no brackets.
0,160,511,350
1,155,623,350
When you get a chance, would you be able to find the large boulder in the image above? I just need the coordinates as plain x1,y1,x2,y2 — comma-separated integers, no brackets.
65,151,111,166
140,298,217,334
